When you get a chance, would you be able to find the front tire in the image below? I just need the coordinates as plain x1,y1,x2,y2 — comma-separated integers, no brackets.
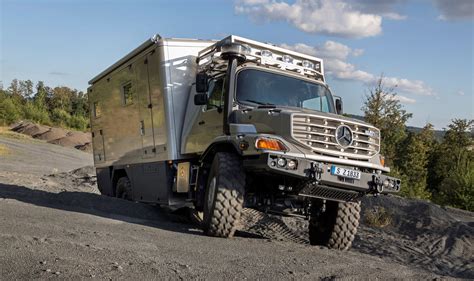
309,200,361,250
202,152,245,238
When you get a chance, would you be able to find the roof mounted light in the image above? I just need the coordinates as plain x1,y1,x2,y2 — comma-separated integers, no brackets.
220,43,250,62
282,55,293,64
302,60,314,69
261,49,273,58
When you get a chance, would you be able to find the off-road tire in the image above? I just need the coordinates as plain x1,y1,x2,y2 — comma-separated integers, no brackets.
309,200,361,250
202,152,245,238
116,177,132,201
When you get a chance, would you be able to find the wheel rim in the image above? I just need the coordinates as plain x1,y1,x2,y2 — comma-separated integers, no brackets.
207,176,217,211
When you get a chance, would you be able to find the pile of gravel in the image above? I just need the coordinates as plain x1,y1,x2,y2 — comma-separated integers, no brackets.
11,121,92,152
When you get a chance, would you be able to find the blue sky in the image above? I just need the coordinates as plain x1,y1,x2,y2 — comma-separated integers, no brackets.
1,0,473,128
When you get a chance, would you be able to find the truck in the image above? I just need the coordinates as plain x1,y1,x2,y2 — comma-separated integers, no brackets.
88,34,401,250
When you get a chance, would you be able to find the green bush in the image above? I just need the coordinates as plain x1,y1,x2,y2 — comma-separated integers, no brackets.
50,108,71,127
0,98,21,125
364,206,392,228
435,154,474,211
23,102,51,124
68,115,89,131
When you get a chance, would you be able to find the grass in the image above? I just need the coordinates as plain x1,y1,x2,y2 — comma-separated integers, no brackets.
0,143,10,156
0,126,43,144
364,206,393,228
0,126,32,140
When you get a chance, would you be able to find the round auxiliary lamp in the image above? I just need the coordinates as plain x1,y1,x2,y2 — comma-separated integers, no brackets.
220,42,250,62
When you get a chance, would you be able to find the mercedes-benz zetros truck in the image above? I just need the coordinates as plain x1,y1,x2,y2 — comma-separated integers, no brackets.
88,34,400,250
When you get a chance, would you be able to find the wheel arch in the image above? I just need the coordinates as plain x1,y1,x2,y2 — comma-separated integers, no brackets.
200,140,242,166
111,168,129,197
194,141,243,212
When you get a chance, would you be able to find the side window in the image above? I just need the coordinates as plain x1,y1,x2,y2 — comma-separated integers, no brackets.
206,78,224,111
93,101,102,118
121,82,133,105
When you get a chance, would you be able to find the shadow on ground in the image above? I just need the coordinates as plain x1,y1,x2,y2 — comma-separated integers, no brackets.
0,182,204,237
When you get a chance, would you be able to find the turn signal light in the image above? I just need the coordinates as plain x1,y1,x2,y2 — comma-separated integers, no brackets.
379,155,386,167
255,137,288,152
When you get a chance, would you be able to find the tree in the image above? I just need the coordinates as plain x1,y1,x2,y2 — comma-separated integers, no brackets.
396,124,436,199
19,80,34,100
362,75,412,166
0,98,20,125
34,81,49,110
7,79,22,101
49,86,73,113
429,119,474,210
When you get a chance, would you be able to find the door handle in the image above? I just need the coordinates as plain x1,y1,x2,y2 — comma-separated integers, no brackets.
198,120,205,125
140,120,145,135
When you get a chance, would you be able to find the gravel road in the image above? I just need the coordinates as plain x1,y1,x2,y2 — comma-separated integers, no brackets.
0,134,471,279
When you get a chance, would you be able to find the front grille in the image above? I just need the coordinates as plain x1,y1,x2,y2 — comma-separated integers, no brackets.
298,184,361,202
291,113,380,160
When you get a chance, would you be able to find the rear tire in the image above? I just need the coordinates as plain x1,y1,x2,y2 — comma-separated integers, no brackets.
116,177,132,201
309,200,361,250
202,152,245,238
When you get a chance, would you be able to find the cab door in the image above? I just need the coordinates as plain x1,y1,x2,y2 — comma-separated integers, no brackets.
186,77,225,152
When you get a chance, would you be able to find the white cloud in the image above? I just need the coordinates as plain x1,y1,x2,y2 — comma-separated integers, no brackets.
387,94,417,104
281,41,434,98
235,0,383,38
281,41,363,60
351,0,408,18
352,48,364,57
381,12,407,20
434,0,474,21
457,90,465,96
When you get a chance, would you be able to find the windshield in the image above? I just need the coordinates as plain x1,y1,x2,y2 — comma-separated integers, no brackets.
236,69,335,113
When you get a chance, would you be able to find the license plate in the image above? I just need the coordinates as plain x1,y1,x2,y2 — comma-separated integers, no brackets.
330,166,361,180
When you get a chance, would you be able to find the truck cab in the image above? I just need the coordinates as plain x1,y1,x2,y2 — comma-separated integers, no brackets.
89,35,400,250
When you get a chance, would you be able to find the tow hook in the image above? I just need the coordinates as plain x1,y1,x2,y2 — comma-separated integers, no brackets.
306,162,323,182
371,175,384,195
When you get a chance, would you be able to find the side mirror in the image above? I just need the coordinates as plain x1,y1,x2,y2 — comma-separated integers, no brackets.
194,93,208,105
196,72,208,93
335,97,343,115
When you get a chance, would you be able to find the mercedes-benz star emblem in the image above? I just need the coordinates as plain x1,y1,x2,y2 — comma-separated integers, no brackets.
335,125,353,147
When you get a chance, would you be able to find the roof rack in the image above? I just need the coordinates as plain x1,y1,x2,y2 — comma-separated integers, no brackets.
197,35,325,82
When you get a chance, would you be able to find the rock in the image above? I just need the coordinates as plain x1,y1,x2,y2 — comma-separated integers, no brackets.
45,269,51,272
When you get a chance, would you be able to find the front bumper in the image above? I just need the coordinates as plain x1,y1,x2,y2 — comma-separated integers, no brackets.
243,153,401,196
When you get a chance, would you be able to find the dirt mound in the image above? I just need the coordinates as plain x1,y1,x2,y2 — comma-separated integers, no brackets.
75,142,92,153
46,166,98,193
35,127,68,141
355,196,474,279
239,196,474,279
9,121,91,153
11,122,50,136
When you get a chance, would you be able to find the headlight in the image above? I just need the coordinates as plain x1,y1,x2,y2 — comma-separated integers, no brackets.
287,160,297,169
277,158,287,167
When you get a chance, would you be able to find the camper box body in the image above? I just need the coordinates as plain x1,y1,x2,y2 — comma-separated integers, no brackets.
88,37,214,204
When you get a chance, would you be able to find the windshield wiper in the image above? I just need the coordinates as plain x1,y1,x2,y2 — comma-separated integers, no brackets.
242,99,275,106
